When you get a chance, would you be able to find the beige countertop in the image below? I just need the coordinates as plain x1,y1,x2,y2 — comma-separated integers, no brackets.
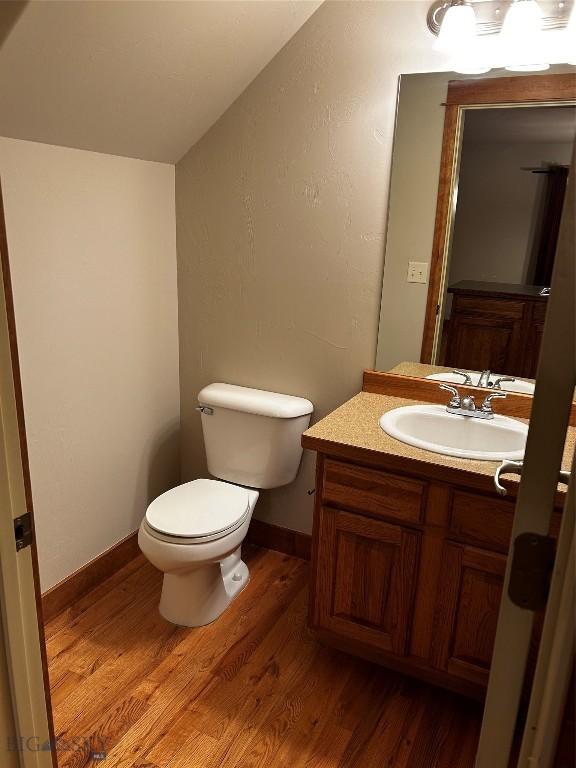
303,391,575,482
388,362,452,378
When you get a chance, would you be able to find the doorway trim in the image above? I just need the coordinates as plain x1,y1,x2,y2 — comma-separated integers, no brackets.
0,179,56,767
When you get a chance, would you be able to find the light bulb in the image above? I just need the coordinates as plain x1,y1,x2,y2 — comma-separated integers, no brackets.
501,0,550,71
565,4,576,64
434,3,477,53
435,2,489,73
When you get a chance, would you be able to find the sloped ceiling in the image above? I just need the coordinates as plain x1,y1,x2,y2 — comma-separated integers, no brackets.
0,0,322,163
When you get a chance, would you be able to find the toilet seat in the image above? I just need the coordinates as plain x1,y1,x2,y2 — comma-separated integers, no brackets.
142,516,249,545
145,479,250,542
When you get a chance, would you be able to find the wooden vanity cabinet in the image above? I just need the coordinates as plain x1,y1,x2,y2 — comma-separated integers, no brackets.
314,505,420,657
445,282,547,378
430,542,506,687
309,453,561,698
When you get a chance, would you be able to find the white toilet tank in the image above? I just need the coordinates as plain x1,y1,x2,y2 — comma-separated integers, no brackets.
197,383,313,489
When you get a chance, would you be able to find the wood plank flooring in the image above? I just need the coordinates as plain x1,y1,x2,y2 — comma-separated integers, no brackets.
45,547,482,768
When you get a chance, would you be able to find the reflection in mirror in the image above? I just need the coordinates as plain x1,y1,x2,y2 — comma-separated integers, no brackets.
438,105,575,381
375,67,576,399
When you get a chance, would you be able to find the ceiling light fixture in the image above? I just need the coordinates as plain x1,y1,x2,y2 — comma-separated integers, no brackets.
428,0,575,73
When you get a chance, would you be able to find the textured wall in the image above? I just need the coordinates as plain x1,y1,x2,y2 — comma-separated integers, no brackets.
176,1,451,533
0,138,180,590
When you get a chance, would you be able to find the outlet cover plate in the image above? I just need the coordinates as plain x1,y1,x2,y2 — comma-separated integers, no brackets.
407,261,429,284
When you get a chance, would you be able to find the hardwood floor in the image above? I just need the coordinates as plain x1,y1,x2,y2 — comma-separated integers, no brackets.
45,547,482,768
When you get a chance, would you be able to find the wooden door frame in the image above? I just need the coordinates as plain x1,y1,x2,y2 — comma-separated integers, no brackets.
0,179,56,766
420,72,576,364
474,142,575,767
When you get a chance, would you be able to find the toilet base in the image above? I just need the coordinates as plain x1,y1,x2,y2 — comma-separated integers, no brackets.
159,547,249,627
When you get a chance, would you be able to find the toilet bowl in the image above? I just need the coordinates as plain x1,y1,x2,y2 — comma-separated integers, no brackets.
139,383,313,628
138,479,259,626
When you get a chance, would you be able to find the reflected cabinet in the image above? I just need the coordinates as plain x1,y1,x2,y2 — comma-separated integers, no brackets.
443,281,547,377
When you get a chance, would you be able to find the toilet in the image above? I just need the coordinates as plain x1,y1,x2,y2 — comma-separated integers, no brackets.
138,383,313,627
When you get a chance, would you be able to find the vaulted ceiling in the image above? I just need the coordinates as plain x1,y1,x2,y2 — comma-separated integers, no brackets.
0,0,322,163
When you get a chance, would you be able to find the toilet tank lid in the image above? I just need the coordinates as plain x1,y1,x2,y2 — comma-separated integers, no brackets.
198,383,313,418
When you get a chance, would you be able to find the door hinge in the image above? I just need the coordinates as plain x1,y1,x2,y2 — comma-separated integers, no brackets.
508,532,556,611
14,513,33,551
435,304,440,316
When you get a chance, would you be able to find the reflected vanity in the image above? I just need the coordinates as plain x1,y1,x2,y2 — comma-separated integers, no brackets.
375,66,575,380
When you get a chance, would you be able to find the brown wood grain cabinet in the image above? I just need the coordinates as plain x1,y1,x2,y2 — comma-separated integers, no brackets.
308,453,561,699
444,281,548,378
431,542,506,687
315,505,420,656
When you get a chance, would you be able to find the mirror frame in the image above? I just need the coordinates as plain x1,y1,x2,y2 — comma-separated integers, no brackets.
420,72,576,364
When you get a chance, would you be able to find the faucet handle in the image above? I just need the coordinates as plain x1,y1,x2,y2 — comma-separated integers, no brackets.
492,376,516,390
480,391,507,414
451,370,473,385
439,383,461,408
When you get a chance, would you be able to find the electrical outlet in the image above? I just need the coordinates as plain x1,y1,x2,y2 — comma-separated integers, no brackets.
407,261,429,284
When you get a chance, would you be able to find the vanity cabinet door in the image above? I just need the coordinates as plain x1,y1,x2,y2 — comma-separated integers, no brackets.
445,295,526,374
431,542,506,686
313,506,420,656
446,311,523,375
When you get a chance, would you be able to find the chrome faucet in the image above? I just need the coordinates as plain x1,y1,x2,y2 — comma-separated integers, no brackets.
475,370,516,390
477,370,492,388
439,384,506,420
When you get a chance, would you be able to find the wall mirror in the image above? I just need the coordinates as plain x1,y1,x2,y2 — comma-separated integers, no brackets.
375,67,576,396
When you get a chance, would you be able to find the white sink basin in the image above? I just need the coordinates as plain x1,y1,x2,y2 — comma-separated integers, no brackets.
379,404,528,461
425,371,535,395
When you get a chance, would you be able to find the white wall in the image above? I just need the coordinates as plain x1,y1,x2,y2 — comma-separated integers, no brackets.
0,138,180,591
448,140,573,289
176,1,453,534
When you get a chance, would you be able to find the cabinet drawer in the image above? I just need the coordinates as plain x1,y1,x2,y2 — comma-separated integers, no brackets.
449,490,515,552
453,295,525,320
322,459,425,524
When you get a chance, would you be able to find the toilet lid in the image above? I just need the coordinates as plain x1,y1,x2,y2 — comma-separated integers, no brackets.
145,479,250,539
